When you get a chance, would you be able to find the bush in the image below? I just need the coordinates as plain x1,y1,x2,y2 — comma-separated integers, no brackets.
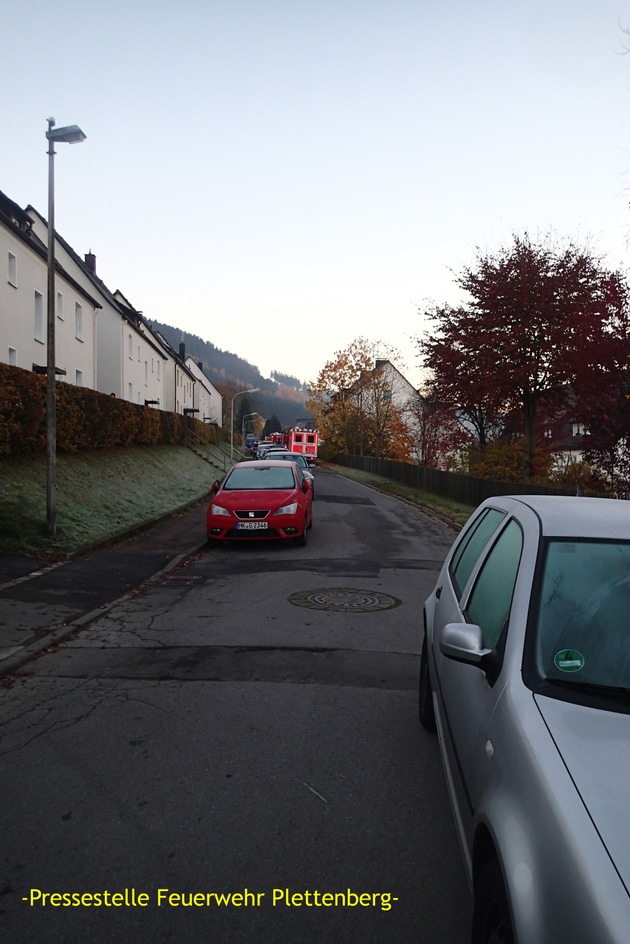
0,363,217,455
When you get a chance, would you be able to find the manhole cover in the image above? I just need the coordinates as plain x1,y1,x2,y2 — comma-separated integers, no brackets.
288,588,401,613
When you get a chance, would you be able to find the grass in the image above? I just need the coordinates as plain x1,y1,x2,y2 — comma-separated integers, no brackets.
0,444,228,559
0,447,472,561
322,462,475,528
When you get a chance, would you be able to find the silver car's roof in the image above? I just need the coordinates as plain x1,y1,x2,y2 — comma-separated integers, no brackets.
485,495,630,539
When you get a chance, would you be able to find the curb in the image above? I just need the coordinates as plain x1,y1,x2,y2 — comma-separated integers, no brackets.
0,539,208,680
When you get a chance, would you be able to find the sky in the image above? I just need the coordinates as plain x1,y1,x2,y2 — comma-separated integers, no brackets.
3,0,630,388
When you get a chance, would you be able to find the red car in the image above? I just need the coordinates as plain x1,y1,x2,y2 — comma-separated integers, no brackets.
207,460,313,545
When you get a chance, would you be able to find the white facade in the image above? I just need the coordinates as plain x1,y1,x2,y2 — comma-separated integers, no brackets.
26,210,168,408
1,195,100,388
185,356,223,424
2,188,226,424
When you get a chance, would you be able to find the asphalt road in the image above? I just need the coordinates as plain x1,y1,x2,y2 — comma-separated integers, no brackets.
0,468,471,944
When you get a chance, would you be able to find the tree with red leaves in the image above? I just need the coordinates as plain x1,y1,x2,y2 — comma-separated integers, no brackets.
416,233,629,480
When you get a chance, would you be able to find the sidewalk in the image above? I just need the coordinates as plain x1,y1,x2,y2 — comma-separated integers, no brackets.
0,501,208,677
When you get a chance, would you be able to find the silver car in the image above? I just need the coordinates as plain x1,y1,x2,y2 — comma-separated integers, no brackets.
420,495,630,944
262,452,315,498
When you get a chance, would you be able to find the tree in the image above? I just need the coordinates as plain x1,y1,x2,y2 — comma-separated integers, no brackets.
406,391,472,470
417,233,629,479
307,338,413,459
262,413,282,438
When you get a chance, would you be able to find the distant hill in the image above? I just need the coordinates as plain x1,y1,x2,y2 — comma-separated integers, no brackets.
150,321,313,428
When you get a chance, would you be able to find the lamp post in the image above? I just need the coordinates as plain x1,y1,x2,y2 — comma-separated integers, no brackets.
46,117,86,535
241,411,259,453
230,389,259,461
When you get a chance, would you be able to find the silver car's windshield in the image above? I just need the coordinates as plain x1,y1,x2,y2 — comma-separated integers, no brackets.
535,539,630,694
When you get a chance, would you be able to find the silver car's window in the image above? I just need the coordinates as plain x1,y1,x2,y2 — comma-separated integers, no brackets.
536,540,630,689
449,508,507,599
466,519,523,650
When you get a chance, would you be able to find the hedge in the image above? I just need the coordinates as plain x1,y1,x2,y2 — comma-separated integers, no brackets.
0,363,217,456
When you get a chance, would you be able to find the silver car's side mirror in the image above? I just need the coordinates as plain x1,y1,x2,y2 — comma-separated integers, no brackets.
440,622,493,667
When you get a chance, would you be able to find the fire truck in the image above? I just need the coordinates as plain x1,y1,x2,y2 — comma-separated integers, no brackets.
283,424,319,461
268,423,319,461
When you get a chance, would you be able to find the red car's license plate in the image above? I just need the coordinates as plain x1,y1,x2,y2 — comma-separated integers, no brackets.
236,521,268,530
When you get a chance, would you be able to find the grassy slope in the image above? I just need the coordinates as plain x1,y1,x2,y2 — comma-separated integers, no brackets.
0,448,472,560
0,444,228,558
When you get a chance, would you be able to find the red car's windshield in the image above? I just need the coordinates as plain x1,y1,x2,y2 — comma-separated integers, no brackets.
223,466,297,491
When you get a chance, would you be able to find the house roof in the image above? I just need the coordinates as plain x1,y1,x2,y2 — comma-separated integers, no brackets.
1,192,102,310
25,205,173,360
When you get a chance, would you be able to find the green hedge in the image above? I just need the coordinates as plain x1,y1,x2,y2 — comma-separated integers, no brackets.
0,363,217,455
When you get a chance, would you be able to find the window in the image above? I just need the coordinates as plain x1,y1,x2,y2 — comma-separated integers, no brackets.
34,291,44,343
535,540,630,690
449,508,507,599
8,346,17,366
572,423,586,437
144,361,148,386
75,303,83,341
157,361,161,381
151,358,154,373
128,382,133,401
137,345,140,362
128,334,133,359
76,369,84,386
466,519,523,650
383,389,392,403
57,291,64,320
8,251,17,287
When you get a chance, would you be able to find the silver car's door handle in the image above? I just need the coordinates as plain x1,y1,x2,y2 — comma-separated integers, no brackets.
435,586,442,599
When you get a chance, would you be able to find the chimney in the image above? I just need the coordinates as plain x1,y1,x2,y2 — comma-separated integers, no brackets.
197,360,203,371
179,342,186,360
84,251,97,274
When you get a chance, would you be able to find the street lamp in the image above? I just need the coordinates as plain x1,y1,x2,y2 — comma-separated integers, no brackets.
230,388,259,461
46,117,86,535
241,411,260,452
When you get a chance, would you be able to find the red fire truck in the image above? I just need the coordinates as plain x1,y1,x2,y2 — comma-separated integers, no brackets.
284,425,319,461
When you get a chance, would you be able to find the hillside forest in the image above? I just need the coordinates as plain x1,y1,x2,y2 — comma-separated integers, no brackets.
150,321,313,429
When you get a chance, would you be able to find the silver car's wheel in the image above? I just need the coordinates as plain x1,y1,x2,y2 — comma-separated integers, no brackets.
471,859,514,944
418,635,436,731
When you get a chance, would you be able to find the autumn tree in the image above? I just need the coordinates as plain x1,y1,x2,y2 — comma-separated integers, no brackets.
417,233,629,479
307,338,414,460
406,391,472,470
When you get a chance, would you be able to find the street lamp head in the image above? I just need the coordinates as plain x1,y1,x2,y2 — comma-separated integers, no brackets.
47,123,86,145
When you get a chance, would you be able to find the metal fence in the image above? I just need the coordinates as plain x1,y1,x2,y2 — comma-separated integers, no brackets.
334,455,578,507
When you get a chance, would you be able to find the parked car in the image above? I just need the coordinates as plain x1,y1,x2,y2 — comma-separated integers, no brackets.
207,460,313,545
256,441,275,459
262,446,289,459
420,495,630,944
263,452,315,497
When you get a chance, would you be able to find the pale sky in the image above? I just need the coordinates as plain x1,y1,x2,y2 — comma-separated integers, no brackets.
3,0,630,387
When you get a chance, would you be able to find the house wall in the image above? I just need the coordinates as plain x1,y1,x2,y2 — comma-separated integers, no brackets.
185,357,223,424
27,211,166,406
120,324,167,407
1,221,98,388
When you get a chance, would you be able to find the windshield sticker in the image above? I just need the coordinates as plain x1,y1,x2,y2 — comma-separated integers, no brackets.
554,649,585,673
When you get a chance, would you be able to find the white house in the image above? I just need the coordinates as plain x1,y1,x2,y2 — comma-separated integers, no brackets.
26,208,167,409
1,191,101,388
152,335,197,416
2,185,230,422
185,354,223,425
349,358,424,433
